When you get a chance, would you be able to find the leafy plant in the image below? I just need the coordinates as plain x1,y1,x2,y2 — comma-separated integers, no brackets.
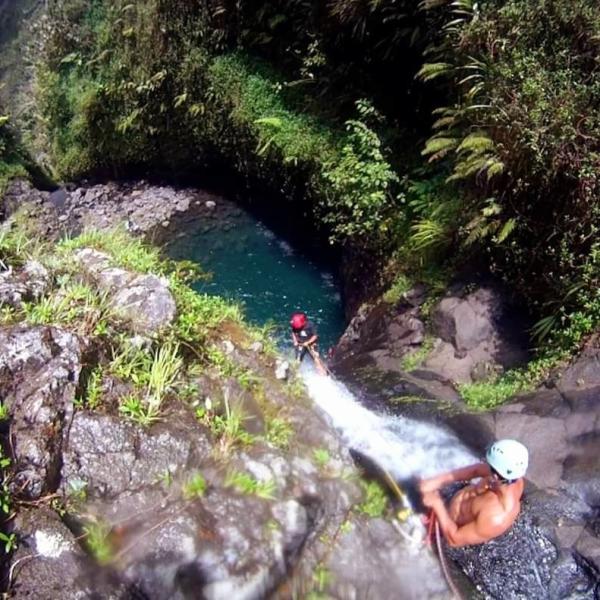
146,343,182,412
83,520,114,565
182,472,207,500
264,417,293,449
119,395,159,426
357,480,388,518
224,470,276,500
312,448,331,469
400,337,434,372
0,531,17,554
77,366,103,410
383,274,412,305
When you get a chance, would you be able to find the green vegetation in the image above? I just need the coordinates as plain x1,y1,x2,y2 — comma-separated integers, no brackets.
357,480,388,518
400,336,434,372
312,448,331,470
0,114,28,194
224,470,277,500
419,0,600,352
182,472,207,500
22,0,600,391
459,353,562,410
264,417,293,450
82,520,114,565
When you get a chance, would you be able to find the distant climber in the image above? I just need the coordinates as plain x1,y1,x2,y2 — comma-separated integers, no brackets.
289,312,327,375
419,439,528,547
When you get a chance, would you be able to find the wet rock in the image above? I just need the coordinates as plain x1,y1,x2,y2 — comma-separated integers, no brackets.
324,518,448,600
0,326,82,499
331,300,459,400
206,200,217,209
448,512,598,600
8,507,127,599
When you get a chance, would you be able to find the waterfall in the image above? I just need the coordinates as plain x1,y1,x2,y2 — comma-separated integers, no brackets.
301,365,477,481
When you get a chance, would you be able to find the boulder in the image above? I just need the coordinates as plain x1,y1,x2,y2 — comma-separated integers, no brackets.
0,326,82,498
426,286,529,384
74,248,176,335
111,273,176,334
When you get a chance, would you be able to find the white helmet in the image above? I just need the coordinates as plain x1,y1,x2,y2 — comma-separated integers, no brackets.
486,439,528,480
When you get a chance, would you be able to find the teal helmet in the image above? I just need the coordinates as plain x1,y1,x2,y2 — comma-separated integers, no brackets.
486,439,528,480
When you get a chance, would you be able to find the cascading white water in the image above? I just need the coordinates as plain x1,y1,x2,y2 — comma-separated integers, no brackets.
300,365,477,481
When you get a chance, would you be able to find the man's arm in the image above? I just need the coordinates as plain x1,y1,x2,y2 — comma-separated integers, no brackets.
419,463,491,494
291,331,300,346
424,491,507,547
303,334,318,346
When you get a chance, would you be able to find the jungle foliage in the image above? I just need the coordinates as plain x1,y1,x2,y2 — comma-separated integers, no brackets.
31,0,600,354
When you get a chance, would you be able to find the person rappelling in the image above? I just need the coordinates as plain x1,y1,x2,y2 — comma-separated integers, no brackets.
289,311,328,376
419,439,529,547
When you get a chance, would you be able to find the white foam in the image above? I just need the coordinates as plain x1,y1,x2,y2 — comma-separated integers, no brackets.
301,366,476,480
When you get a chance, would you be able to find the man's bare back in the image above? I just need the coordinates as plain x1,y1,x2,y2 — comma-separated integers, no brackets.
419,462,525,547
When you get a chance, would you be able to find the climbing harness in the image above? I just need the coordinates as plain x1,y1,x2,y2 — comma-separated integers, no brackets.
430,511,464,600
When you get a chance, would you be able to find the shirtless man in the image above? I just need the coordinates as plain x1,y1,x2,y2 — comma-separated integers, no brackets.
419,439,528,547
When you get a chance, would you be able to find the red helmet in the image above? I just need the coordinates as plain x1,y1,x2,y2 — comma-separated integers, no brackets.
290,312,307,329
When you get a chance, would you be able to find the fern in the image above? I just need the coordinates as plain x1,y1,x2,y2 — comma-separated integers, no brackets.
416,62,453,82
421,137,458,162
456,133,494,154
496,218,517,243
410,218,448,251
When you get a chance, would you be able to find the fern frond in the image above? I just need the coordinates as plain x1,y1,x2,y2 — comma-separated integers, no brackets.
531,314,558,343
254,117,283,129
432,115,458,130
422,136,458,156
456,133,494,154
410,218,448,251
486,160,505,179
496,218,517,242
416,62,453,82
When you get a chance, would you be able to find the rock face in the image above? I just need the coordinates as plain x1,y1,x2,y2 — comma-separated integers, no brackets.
332,284,529,400
0,326,82,499
0,324,449,599
425,286,528,384
74,248,176,334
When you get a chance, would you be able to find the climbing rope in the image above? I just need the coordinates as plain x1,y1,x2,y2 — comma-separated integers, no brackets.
432,514,464,600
